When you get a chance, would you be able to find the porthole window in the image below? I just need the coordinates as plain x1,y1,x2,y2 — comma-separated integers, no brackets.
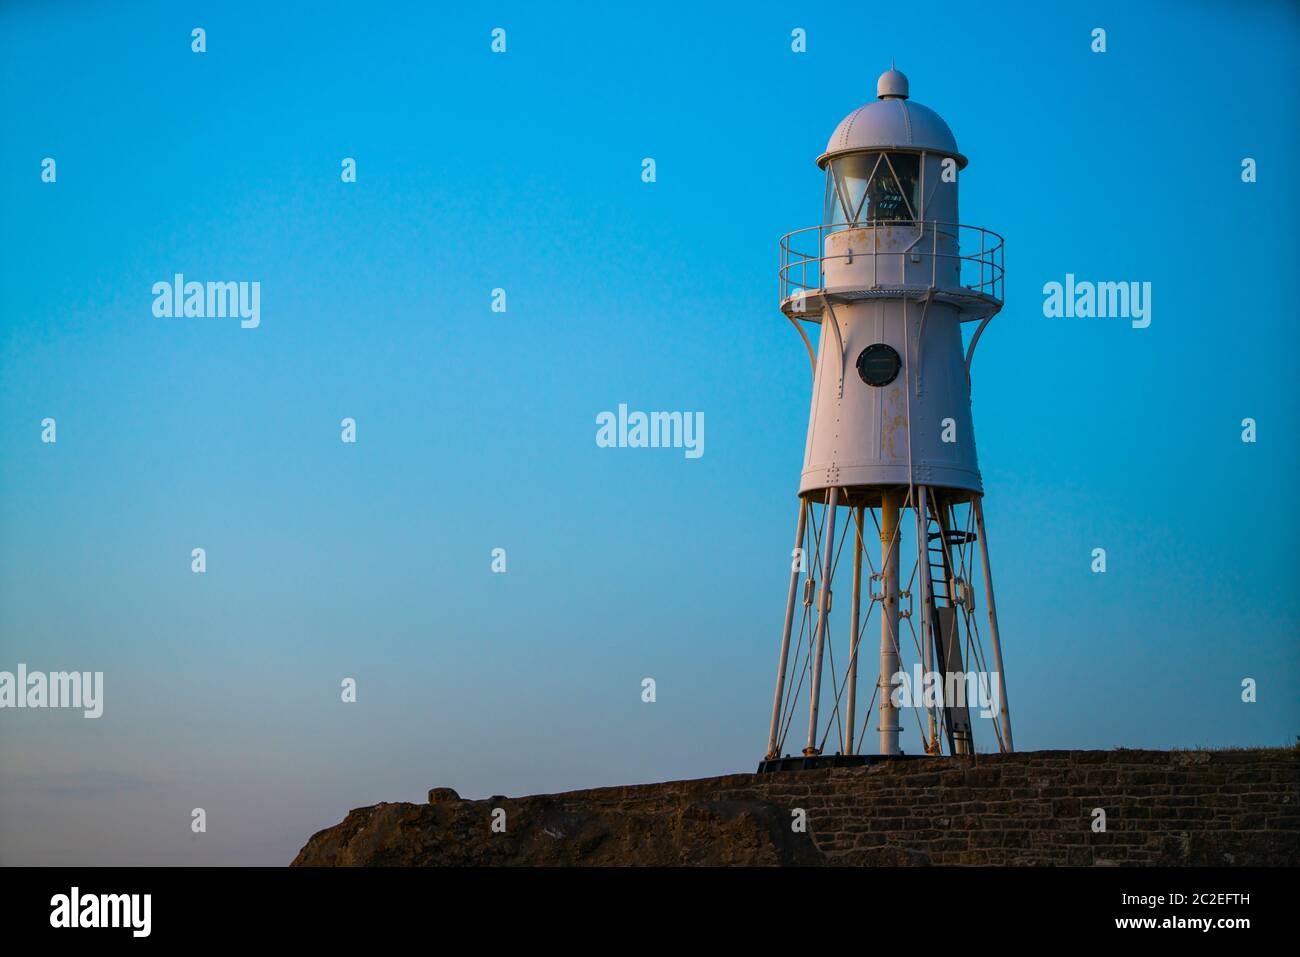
856,343,901,387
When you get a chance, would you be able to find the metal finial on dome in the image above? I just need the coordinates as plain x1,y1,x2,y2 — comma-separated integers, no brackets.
877,66,909,100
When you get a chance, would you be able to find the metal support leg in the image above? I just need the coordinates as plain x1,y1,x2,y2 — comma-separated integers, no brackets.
804,487,840,755
974,495,1014,752
878,489,901,755
844,506,864,754
766,498,808,760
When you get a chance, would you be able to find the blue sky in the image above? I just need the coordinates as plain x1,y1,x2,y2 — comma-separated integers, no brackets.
1,0,1297,865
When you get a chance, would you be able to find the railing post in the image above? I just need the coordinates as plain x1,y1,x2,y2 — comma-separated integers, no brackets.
819,225,825,291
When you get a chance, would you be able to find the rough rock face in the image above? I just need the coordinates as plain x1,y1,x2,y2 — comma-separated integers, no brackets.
292,784,820,866
291,748,1299,866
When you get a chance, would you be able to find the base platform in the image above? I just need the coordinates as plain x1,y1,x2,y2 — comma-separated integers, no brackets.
756,753,935,773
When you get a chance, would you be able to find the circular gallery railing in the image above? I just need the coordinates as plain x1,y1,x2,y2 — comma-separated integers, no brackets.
779,220,1004,320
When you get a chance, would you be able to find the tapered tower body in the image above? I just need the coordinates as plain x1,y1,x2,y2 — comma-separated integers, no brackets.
763,68,1014,769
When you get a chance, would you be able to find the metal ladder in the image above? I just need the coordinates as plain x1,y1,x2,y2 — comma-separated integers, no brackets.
924,501,975,755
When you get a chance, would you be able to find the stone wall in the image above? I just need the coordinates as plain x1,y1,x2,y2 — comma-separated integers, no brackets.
291,748,1298,866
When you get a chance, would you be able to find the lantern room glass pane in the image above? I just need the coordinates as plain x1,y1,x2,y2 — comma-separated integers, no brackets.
826,151,922,225
827,152,879,225
872,153,920,221
824,169,843,227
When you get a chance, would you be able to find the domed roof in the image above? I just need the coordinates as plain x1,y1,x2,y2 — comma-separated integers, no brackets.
817,68,966,169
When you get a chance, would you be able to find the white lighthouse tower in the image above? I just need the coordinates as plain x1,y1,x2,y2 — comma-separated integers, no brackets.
762,67,1014,768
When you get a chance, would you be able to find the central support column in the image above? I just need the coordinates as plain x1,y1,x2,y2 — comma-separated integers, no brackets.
878,489,902,755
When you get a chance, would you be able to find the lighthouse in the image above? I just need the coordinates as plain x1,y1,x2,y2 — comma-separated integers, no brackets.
762,67,1014,768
